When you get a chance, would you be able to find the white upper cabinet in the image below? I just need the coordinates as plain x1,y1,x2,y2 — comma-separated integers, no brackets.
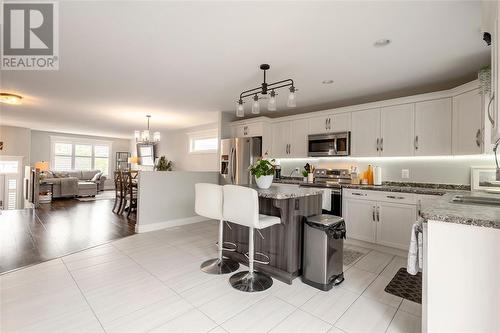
380,104,415,157
308,113,351,134
271,119,308,158
309,115,331,134
452,89,483,155
289,118,309,157
414,98,452,156
351,108,381,157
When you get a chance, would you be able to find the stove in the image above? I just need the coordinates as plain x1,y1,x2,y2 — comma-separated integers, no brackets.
301,169,351,217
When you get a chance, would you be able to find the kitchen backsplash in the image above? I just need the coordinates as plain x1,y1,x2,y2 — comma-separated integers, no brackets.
275,155,496,185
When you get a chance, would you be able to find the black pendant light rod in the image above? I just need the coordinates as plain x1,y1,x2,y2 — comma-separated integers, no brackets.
238,64,295,101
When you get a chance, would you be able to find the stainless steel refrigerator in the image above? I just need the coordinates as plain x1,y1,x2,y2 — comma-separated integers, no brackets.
220,137,262,185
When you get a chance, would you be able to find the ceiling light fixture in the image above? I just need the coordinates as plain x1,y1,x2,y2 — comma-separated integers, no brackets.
236,64,297,117
374,39,391,47
0,93,23,105
322,80,334,84
134,115,160,144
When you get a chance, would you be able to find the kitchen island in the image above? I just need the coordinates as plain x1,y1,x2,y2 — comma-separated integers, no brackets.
222,185,323,284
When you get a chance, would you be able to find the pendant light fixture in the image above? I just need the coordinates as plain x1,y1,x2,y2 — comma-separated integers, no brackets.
134,115,160,144
235,64,297,117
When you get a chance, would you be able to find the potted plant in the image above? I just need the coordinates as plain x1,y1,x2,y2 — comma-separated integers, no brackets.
155,156,173,171
302,170,308,182
249,159,275,189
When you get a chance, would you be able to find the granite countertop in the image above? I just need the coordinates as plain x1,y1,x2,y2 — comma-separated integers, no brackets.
275,178,464,196
246,184,323,200
421,191,500,229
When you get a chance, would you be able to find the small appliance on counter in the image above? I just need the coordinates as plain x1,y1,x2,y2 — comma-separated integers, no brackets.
302,214,346,291
275,161,281,179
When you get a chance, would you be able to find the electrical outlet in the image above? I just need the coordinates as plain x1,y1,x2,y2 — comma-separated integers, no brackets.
294,167,299,172
402,169,410,179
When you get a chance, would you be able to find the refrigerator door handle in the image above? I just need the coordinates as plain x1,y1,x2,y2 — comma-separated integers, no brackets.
230,147,236,184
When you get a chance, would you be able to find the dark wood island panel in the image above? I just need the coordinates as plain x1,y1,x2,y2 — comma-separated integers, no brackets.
222,186,322,284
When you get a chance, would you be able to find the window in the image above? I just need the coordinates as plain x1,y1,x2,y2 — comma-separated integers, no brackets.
51,137,112,175
188,130,218,153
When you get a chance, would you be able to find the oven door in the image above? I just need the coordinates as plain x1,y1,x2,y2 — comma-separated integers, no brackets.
320,188,342,217
308,134,336,157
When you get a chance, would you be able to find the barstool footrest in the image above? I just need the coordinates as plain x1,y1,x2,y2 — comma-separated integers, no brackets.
244,251,270,265
216,241,237,252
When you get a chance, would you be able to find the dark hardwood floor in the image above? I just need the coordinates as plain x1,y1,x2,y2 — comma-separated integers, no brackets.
0,197,135,274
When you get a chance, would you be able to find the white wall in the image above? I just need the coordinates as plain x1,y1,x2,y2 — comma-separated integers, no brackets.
276,155,496,185
136,171,219,232
0,125,31,167
151,123,219,172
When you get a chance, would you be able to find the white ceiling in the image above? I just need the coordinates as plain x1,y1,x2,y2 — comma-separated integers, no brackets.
0,1,490,139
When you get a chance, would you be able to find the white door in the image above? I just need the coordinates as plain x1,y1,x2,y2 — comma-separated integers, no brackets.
452,89,483,154
376,202,417,250
344,198,377,243
351,108,381,157
289,118,309,157
271,121,291,158
330,113,351,132
308,115,330,134
380,104,415,156
415,98,452,156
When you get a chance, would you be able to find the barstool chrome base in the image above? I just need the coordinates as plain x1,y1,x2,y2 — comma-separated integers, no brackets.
229,271,273,292
200,258,239,274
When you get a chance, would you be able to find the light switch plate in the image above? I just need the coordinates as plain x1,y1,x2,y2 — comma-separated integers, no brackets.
402,169,410,179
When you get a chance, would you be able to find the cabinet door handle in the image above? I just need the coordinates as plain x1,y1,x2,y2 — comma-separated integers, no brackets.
376,206,380,222
476,129,481,148
376,138,380,151
417,199,422,217
325,118,328,130
372,206,376,222
352,192,367,196
287,144,290,154
414,135,419,150
488,94,495,127
380,138,383,152
328,118,332,130
386,195,405,200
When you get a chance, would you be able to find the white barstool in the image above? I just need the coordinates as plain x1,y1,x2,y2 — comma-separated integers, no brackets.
195,183,239,274
223,185,281,292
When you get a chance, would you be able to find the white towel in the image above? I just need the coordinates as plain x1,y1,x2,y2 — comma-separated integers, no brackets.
322,189,332,211
407,218,423,275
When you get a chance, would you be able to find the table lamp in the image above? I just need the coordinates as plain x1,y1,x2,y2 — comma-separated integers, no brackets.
34,161,49,171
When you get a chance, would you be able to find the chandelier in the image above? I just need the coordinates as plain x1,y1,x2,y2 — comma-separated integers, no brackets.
134,115,160,144
236,64,297,117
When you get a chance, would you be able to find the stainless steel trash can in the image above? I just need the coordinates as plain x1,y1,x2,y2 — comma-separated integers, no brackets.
302,214,345,291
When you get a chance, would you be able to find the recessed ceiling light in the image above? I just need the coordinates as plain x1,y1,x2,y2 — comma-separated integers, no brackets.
0,93,22,105
322,80,334,84
374,39,391,47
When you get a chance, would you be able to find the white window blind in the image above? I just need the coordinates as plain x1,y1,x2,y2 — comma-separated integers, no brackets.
51,137,112,176
7,179,16,210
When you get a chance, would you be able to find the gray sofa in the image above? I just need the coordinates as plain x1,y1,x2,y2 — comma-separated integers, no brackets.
41,170,107,198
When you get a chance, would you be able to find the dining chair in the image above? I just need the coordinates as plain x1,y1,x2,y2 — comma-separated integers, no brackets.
112,171,124,213
121,171,137,218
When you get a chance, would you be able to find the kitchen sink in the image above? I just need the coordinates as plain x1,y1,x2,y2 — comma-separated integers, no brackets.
450,195,500,206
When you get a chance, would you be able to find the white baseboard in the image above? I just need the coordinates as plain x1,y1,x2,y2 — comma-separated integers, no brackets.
135,215,206,233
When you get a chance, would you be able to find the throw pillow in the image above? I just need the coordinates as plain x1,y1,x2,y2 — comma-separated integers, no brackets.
54,172,69,178
91,172,102,182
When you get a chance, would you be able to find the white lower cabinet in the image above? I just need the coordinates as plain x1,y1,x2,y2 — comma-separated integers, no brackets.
343,189,420,250
344,198,377,243
376,202,416,250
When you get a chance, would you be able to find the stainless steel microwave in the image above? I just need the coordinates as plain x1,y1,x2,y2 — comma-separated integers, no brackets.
308,132,351,157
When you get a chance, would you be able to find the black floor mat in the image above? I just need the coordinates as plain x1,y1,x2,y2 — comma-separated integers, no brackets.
384,267,422,304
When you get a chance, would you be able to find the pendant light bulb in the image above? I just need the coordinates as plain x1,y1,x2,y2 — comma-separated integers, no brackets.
236,99,244,117
287,86,296,108
251,94,260,114
267,90,277,111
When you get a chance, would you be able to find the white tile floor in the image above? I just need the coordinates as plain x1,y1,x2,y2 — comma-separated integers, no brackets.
0,220,422,333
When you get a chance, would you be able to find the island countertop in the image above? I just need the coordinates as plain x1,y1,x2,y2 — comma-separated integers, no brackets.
246,184,323,200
